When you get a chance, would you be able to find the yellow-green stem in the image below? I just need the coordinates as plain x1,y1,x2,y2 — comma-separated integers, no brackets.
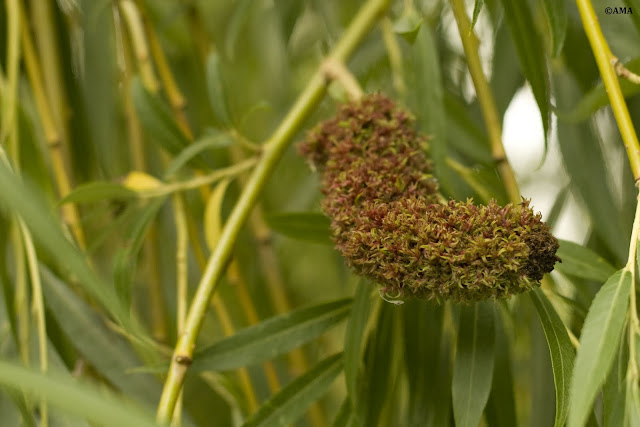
30,0,71,154
2,0,20,163
172,194,189,427
625,186,640,389
12,222,29,365
381,18,407,98
139,158,257,198
575,0,640,179
181,0,210,62
449,0,521,203
156,0,391,420
141,9,192,139
118,0,159,92
120,21,168,342
20,219,48,427
20,7,86,248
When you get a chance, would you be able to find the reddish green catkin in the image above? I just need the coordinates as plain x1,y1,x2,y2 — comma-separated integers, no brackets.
299,94,559,303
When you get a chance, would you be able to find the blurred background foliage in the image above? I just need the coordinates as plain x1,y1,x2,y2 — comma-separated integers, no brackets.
1,0,640,425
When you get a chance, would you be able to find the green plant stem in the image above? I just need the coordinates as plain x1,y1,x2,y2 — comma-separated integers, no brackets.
12,221,29,365
322,58,365,100
118,0,159,92
449,0,521,204
139,3,192,139
381,17,407,98
155,0,391,421
138,158,257,198
446,158,492,203
625,186,640,394
575,0,640,180
19,219,48,427
181,0,210,64
30,0,70,153
171,193,188,427
20,7,86,249
2,0,20,163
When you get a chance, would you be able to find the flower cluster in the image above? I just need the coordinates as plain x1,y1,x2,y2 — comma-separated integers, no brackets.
299,94,560,303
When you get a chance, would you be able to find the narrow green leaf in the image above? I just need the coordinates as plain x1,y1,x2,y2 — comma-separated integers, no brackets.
0,161,128,326
568,269,632,427
192,299,352,371
164,132,232,179
555,71,629,262
627,379,640,426
444,93,493,166
204,179,232,251
555,239,617,284
603,337,628,427
559,57,640,122
471,0,484,30
540,0,567,57
500,0,550,144
333,398,354,427
0,391,22,427
392,9,423,44
545,186,570,229
624,0,640,34
485,309,518,427
58,181,137,205
452,301,495,427
403,300,451,427
265,212,331,245
40,267,161,404
490,22,524,118
344,281,372,405
225,0,256,60
206,52,233,127
131,78,208,168
531,288,575,427
0,360,158,427
243,353,343,427
410,25,449,192
114,198,167,308
358,303,399,426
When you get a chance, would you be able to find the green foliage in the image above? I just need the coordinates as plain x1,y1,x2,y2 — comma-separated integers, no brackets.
2,0,640,425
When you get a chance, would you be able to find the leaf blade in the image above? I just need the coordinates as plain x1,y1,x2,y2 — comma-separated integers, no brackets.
452,301,495,427
0,360,158,427
531,288,575,427
540,0,567,57
58,182,137,205
500,0,550,144
265,212,332,245
555,239,618,283
192,299,351,371
568,269,632,427
242,353,343,427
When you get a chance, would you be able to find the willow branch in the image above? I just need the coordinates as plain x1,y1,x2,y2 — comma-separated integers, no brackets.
155,0,391,421
575,0,640,180
449,0,521,203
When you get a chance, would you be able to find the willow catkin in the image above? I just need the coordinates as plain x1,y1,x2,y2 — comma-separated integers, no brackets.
299,94,559,303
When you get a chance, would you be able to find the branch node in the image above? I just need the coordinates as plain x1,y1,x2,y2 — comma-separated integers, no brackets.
174,355,192,366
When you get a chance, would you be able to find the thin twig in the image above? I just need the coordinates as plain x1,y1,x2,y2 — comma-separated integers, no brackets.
575,0,640,180
20,6,86,248
118,0,158,92
20,219,49,427
612,56,640,85
381,18,407,98
449,0,521,204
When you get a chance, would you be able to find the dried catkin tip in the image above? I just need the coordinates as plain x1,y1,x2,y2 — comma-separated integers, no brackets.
299,94,560,303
